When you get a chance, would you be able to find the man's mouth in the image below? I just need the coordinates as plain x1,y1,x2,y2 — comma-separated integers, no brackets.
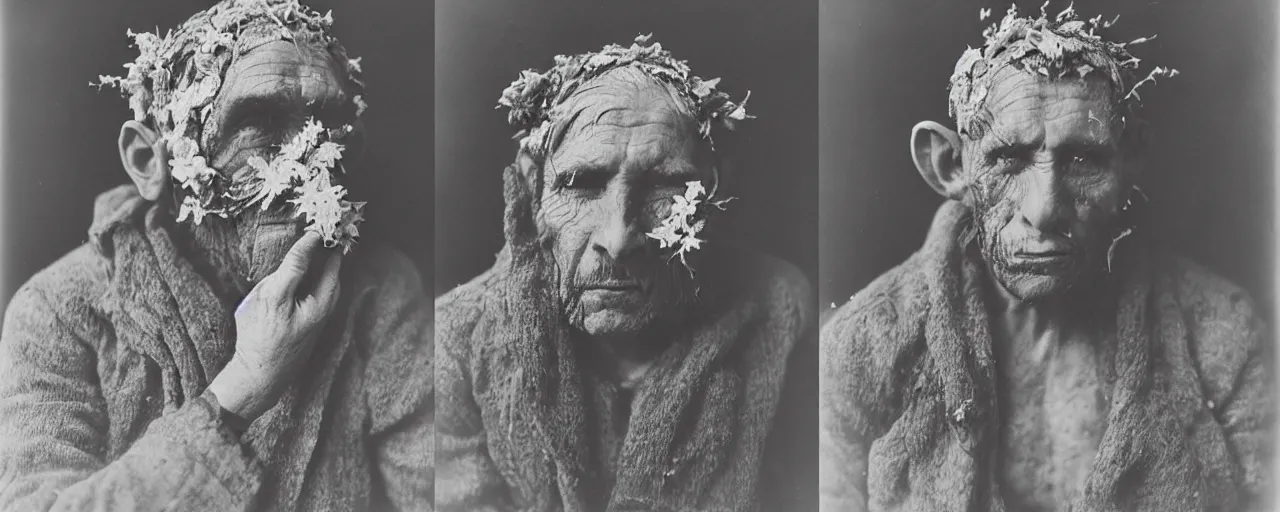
584,280,644,292
1005,246,1076,274
1013,250,1071,262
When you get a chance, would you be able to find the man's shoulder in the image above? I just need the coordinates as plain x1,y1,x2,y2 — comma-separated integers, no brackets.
1163,252,1266,390
433,261,503,355
1166,253,1260,328
821,253,925,359
819,253,929,415
5,244,111,325
728,250,815,335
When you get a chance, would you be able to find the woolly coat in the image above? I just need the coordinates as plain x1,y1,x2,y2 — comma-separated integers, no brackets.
0,185,434,511
820,201,1272,512
435,248,818,512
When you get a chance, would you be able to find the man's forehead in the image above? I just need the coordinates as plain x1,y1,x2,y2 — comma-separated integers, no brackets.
551,119,700,174
219,39,348,102
558,69,693,133
978,66,1118,145
548,70,700,169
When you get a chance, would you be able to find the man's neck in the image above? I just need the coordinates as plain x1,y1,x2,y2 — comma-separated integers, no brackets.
982,269,1103,365
576,329,671,389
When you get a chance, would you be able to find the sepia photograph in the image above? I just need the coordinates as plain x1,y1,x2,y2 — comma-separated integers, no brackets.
434,0,819,510
0,1,433,510
819,0,1276,510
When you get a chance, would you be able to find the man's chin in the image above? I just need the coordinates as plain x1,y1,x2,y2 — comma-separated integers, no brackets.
995,271,1076,302
578,308,655,336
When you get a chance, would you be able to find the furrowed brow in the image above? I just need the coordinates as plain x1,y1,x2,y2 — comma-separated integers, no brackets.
651,160,700,180
220,91,302,135
979,138,1037,160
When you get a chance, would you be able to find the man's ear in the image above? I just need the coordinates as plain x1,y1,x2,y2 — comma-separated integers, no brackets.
910,121,966,201
118,121,170,201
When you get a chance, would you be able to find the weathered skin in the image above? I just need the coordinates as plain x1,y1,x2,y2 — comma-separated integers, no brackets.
535,66,714,337
962,66,1133,302
188,37,361,294
960,65,1137,511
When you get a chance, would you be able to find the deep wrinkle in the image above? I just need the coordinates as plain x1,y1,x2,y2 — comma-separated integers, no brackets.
536,68,713,337
962,66,1130,303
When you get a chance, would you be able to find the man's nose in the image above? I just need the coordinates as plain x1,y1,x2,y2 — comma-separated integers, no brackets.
1019,166,1071,235
590,189,645,261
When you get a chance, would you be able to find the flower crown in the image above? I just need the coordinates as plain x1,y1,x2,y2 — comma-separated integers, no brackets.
949,2,1178,137
94,0,367,252
496,33,753,159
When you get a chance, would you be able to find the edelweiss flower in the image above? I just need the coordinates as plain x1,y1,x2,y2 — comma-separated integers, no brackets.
646,180,732,272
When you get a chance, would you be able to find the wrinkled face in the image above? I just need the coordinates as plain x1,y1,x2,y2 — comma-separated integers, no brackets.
193,36,361,285
962,67,1132,301
537,69,713,336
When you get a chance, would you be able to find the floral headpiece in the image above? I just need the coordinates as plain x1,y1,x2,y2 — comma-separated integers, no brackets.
498,34,750,273
949,2,1178,137
95,0,368,252
497,33,752,159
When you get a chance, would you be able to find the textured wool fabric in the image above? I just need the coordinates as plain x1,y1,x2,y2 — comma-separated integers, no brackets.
820,200,1273,512
436,167,817,512
0,185,434,511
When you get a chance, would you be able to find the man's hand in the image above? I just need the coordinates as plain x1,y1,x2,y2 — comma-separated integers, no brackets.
207,231,343,423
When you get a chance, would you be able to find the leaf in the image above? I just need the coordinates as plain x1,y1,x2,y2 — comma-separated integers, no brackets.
334,200,365,253
692,77,721,98
307,141,345,171
353,95,368,117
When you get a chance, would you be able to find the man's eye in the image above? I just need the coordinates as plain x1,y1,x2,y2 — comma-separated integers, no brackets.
560,171,609,191
1065,151,1108,173
662,176,693,189
986,150,1025,172
1073,153,1102,164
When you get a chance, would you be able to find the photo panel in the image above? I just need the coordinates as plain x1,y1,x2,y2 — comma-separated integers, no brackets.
435,0,819,509
819,0,1276,510
0,1,434,509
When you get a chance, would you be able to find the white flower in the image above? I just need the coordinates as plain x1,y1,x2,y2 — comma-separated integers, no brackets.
177,195,212,225
645,220,681,249
670,194,699,220
645,180,731,272
307,141,344,171
683,180,706,201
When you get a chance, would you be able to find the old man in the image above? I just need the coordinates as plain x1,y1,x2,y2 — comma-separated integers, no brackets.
436,35,817,511
821,6,1271,512
0,1,432,510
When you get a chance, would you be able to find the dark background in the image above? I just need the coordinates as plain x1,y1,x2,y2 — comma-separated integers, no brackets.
1,0,433,312
820,0,1276,316
435,0,819,296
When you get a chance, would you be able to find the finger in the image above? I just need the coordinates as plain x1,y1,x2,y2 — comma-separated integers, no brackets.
305,250,343,312
234,285,257,320
275,231,323,295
